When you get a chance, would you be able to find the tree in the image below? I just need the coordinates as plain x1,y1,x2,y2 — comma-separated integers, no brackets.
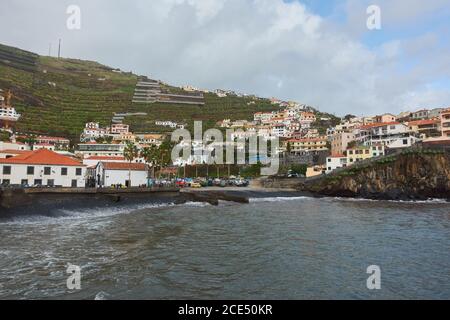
289,164,307,176
123,142,139,187
140,145,158,178
156,139,175,178
344,114,356,121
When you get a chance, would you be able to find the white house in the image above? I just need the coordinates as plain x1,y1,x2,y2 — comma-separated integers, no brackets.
0,141,30,151
96,162,148,187
0,149,86,187
326,154,347,173
356,122,421,149
83,156,126,167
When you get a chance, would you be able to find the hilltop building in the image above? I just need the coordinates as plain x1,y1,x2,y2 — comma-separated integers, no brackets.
441,108,450,139
0,89,21,132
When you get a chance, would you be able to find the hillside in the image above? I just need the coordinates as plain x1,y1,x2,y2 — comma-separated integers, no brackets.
0,43,338,141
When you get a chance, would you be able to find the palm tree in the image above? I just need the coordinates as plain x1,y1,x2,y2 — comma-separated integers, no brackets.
156,139,175,178
140,145,158,180
123,142,139,187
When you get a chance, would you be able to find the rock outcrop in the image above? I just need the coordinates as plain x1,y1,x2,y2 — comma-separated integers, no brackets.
299,151,450,201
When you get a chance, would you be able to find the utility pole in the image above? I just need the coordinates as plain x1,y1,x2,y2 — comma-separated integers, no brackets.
58,39,61,59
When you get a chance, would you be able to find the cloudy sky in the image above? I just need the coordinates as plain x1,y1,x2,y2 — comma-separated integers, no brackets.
1,0,449,116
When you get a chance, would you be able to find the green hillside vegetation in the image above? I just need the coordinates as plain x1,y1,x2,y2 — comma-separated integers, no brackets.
0,43,339,142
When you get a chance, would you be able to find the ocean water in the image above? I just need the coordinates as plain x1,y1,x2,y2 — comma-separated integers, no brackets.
0,195,449,300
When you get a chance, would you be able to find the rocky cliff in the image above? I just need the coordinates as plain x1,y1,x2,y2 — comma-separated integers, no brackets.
299,151,450,201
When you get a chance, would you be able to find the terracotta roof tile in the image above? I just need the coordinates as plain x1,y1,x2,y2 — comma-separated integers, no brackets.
0,149,84,166
101,162,147,171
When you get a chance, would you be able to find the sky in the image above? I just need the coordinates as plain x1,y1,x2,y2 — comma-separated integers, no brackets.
1,0,450,116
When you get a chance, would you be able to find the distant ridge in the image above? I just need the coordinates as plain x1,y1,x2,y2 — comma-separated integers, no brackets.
0,42,338,141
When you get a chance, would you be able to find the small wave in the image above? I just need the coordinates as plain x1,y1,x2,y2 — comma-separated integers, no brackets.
0,200,216,226
183,201,211,207
329,197,449,204
249,196,310,203
0,202,179,225
94,291,111,300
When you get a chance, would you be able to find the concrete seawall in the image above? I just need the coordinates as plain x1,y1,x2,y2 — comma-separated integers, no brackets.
0,187,180,210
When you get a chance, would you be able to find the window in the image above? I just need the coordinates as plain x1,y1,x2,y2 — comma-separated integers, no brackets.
47,179,55,187
44,167,51,175
34,179,42,186
365,150,369,154
71,180,78,187
61,168,68,176
3,166,11,175
1,179,10,186
27,166,35,175
403,139,408,145
328,167,331,171
328,159,331,162
76,168,82,176
21,179,28,186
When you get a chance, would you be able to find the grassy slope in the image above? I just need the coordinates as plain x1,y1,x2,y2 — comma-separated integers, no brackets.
0,43,339,141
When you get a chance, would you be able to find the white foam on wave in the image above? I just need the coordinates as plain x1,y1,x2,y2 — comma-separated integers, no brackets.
329,197,449,204
249,196,310,203
249,196,449,205
0,201,211,226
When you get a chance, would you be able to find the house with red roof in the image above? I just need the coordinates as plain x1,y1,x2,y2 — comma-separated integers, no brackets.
407,119,441,138
0,149,86,187
83,155,127,168
355,122,421,149
95,161,149,188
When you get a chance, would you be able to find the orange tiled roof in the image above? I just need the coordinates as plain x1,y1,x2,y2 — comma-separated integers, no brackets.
407,119,439,126
359,121,401,129
101,162,146,171
0,149,84,166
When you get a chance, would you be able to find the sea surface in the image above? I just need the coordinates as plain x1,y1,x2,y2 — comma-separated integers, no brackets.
0,194,449,299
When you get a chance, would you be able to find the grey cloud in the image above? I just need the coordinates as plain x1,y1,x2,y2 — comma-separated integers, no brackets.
0,0,449,116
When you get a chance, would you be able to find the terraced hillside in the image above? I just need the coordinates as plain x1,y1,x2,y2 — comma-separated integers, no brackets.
0,43,338,142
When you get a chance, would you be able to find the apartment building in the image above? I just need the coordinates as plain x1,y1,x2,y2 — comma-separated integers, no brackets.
374,113,397,123
411,109,429,120
77,142,125,157
326,145,384,173
286,137,328,154
81,122,110,142
441,108,450,138
356,122,420,149
111,124,130,135
330,131,355,155
407,119,441,138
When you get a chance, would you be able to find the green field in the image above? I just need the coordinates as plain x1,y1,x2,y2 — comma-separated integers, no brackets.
0,43,339,142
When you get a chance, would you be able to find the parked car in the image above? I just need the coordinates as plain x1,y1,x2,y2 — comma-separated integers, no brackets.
175,180,186,188
190,182,202,188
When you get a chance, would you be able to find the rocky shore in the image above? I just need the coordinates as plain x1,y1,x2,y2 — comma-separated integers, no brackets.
298,152,450,201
